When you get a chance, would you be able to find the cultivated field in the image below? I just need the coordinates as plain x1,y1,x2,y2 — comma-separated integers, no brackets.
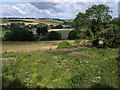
0,18,63,26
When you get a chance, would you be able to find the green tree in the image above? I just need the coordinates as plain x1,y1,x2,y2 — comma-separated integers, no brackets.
36,25,48,35
72,4,114,48
86,4,112,40
47,31,61,40
55,24,63,29
10,23,25,31
72,12,90,30
73,4,112,40
4,23,34,41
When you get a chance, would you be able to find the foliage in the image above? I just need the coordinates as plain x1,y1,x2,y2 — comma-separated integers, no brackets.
68,30,81,40
100,18,120,48
57,41,74,48
4,23,34,41
10,23,25,31
47,31,62,40
68,29,91,40
72,4,119,48
72,12,90,30
74,4,111,39
54,24,63,29
49,25,55,29
36,25,48,35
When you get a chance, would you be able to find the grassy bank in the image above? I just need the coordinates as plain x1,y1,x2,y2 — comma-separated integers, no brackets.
2,42,119,88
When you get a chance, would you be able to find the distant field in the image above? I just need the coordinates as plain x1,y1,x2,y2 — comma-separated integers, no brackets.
0,18,63,26
27,29,73,40
0,18,72,39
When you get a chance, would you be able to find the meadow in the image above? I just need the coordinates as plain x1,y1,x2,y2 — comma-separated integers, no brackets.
2,41,119,88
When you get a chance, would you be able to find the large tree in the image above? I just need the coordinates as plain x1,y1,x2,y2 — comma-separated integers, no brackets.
86,4,112,37
72,4,112,41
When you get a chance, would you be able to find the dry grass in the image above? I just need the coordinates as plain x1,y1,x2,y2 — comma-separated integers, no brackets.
2,40,74,53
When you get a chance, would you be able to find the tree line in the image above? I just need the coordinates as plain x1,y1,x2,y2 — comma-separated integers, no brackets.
3,23,62,41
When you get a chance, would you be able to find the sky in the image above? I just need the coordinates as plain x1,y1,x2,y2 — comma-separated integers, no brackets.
1,0,120,19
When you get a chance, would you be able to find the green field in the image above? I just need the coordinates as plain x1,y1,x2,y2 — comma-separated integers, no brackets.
2,41,119,88
49,29,73,39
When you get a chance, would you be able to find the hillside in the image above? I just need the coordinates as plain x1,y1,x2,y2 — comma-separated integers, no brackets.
0,18,64,26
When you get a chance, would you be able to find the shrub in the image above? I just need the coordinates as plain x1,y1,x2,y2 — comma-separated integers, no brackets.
57,41,74,48
47,31,61,40
94,26,119,48
103,28,117,48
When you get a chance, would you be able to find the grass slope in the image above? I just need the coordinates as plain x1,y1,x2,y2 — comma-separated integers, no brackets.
2,45,119,88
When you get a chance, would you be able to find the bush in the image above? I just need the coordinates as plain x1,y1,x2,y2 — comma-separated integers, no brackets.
103,28,117,48
47,31,61,40
57,41,74,48
94,26,119,48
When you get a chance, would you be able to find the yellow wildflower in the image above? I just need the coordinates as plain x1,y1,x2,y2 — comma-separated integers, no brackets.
53,78,61,82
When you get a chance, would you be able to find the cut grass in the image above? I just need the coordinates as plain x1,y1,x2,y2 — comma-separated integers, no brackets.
2,44,119,88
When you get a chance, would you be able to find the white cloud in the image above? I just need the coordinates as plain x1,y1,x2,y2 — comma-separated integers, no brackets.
1,1,119,19
12,5,27,15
